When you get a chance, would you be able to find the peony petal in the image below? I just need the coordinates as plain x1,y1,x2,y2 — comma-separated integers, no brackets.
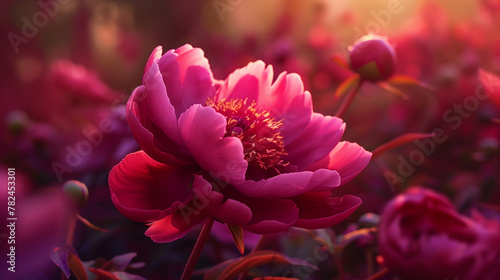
145,206,208,243
268,72,313,144
285,113,345,170
175,46,211,83
127,86,193,165
143,46,163,81
216,60,271,102
179,105,248,184
141,61,184,145
233,169,340,198
293,192,362,229
192,175,252,226
180,66,215,112
109,151,195,223
243,198,299,234
479,69,500,108
307,141,372,185
158,45,215,116
377,187,500,280
217,61,313,144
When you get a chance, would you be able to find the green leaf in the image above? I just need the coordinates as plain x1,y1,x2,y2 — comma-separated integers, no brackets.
387,74,434,90
340,227,377,246
371,132,436,159
77,214,108,232
204,251,317,280
101,252,138,271
227,224,245,254
112,271,147,280
376,81,408,100
88,268,118,280
303,228,335,254
203,259,235,280
50,247,70,279
387,74,420,85
252,277,301,280
334,74,360,99
331,55,350,69
67,250,88,280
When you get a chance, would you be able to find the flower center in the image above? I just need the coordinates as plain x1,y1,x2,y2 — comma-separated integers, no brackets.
207,98,288,170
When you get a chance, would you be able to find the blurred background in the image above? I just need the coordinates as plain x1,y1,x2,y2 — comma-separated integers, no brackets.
1,0,500,279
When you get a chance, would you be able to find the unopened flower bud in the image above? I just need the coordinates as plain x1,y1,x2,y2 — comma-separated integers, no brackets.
357,212,380,228
349,34,397,82
6,110,30,135
62,180,89,209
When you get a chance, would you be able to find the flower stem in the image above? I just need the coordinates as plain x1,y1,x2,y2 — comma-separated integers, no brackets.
366,267,390,280
365,250,374,277
334,252,346,280
335,79,362,119
66,214,77,246
61,213,77,280
180,218,215,280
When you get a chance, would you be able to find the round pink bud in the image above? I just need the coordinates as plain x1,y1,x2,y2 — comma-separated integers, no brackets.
348,34,397,82
6,110,30,135
62,180,89,209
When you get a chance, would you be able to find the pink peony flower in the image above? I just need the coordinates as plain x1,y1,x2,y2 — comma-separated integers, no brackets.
378,187,500,280
109,44,371,242
479,68,500,109
349,34,397,82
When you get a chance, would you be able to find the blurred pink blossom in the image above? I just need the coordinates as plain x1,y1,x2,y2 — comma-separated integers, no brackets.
378,187,500,280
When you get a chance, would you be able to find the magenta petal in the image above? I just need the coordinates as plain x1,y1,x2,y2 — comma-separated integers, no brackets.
181,66,215,112
141,62,184,144
143,46,163,81
234,169,340,198
192,176,252,226
175,46,211,83
217,60,271,102
127,86,193,165
293,193,362,229
145,208,208,243
108,151,195,223
285,113,345,170
308,141,372,185
268,72,313,144
158,45,214,116
243,198,299,234
179,105,248,184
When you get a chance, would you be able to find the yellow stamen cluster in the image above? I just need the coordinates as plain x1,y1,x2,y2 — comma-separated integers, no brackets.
207,98,288,170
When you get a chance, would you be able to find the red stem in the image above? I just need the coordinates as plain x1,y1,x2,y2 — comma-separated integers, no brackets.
61,214,77,279
65,214,77,246
335,253,346,280
366,267,390,280
335,79,362,119
180,218,215,280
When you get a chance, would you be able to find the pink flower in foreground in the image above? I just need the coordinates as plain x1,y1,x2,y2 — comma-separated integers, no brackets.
378,187,500,280
109,45,371,242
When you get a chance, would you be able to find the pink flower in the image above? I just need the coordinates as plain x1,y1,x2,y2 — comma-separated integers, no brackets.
479,68,500,109
349,34,397,82
109,45,371,242
378,187,500,280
